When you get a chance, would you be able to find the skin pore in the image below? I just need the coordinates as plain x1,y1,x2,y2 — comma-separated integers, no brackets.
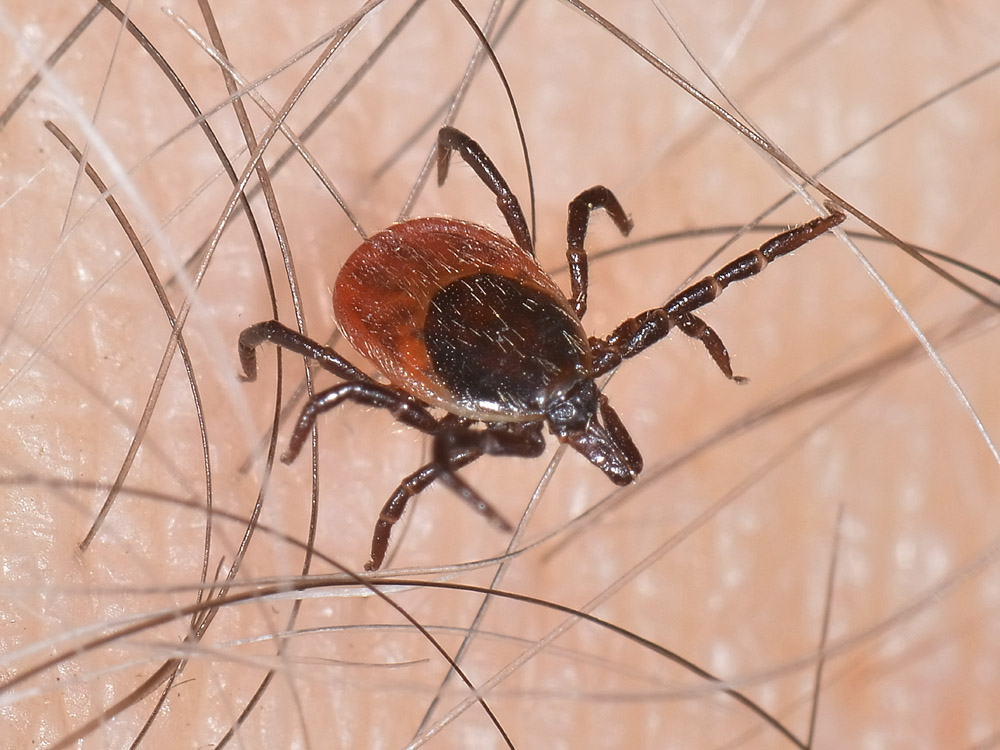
2,1,999,747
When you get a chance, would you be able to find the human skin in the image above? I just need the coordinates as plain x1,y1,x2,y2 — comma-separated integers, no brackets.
2,1,999,748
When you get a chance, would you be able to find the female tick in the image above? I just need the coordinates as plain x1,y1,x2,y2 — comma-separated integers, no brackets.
239,126,845,571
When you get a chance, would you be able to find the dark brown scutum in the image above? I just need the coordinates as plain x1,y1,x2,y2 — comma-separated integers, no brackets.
425,272,589,417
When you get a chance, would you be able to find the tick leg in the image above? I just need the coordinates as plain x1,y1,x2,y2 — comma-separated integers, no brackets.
592,209,846,375
283,382,439,463
432,420,545,534
238,320,372,384
436,126,534,256
436,470,512,531
439,420,547,459
676,313,747,383
566,186,633,319
366,420,547,571
366,449,479,571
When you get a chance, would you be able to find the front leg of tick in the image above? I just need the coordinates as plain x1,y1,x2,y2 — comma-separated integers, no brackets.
592,209,846,378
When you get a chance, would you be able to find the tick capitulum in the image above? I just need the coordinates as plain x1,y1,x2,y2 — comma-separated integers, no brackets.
239,126,846,570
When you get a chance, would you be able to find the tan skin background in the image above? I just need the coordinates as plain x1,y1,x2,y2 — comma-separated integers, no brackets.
2,1,999,748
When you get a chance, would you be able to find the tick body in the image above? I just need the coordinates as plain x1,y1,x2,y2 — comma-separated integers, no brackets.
239,126,846,570
334,216,591,422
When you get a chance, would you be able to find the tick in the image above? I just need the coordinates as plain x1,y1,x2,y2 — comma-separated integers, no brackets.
239,126,846,571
